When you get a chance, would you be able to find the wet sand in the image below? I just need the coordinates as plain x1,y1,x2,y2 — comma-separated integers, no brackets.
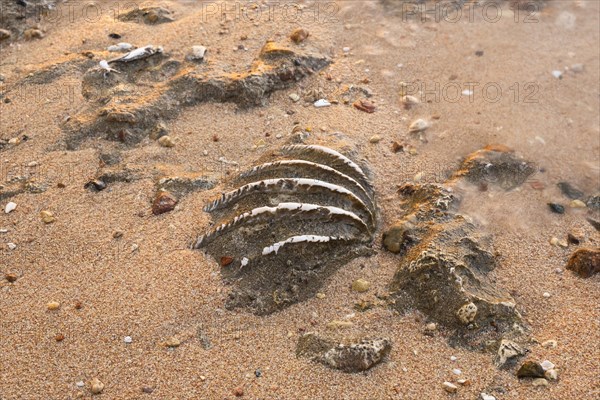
0,0,599,399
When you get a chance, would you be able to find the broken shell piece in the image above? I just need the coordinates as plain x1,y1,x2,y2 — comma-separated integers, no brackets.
408,119,430,133
107,42,133,52
109,45,163,63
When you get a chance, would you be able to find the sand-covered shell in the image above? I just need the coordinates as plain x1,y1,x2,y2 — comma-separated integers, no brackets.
194,136,377,314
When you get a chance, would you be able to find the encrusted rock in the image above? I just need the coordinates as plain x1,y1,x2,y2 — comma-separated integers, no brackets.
290,28,309,44
296,332,391,373
152,190,178,215
566,248,600,278
389,145,531,351
495,339,527,368
451,145,537,190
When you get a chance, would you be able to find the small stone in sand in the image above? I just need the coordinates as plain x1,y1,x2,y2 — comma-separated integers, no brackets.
158,135,175,147
47,301,60,310
540,360,555,371
543,292,551,298
544,369,558,381
124,336,133,344
570,199,586,208
165,337,181,348
290,28,309,43
452,368,462,375
442,382,458,393
289,93,300,102
547,203,565,214
90,378,104,394
316,293,326,299
233,387,244,397
480,394,496,400
542,339,557,348
326,320,353,330
152,191,178,215
517,361,545,378
24,28,44,40
189,45,207,61
40,210,56,224
142,386,154,393
55,333,65,342
532,378,549,387
7,242,16,250
5,273,18,283
408,119,429,133
351,279,371,292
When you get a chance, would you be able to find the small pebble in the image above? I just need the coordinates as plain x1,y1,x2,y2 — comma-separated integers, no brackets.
76,381,85,388
142,386,154,394
452,368,462,375
571,63,584,73
290,28,309,44
314,99,331,108
113,230,123,239
408,119,429,133
544,369,558,381
289,93,300,102
480,394,496,400
369,135,381,144
5,273,18,283
547,203,565,214
124,336,133,344
316,293,326,299
40,210,56,224
233,387,244,397
255,369,262,378
47,301,60,310
570,199,586,208
532,378,549,387
351,279,371,292
189,45,207,61
426,322,437,331
457,379,471,386
7,242,16,250
158,135,175,148
165,337,181,348
90,378,104,394
540,360,555,371
542,339,557,348
342,47,350,53
442,381,458,393
551,70,563,79
4,202,17,213
450,356,457,361
543,292,551,298
55,333,65,342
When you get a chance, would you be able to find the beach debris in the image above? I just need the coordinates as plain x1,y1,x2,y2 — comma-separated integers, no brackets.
90,378,105,394
296,332,390,373
570,199,586,208
351,279,371,293
408,119,429,133
109,45,163,63
517,361,545,378
152,190,178,215
40,210,55,224
124,336,133,344
557,181,584,199
194,137,376,314
290,28,309,43
158,135,175,148
118,6,174,24
4,202,17,213
547,203,565,214
188,45,207,61
353,99,376,113
442,382,458,393
495,339,527,368
314,99,331,108
566,247,600,278
107,42,133,52
98,60,121,78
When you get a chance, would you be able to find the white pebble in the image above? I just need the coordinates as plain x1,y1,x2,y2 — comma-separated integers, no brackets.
7,243,16,250
408,118,430,133
541,360,555,371
124,336,133,344
442,382,458,393
452,368,462,375
543,292,551,298
4,202,17,213
0,229,8,233
480,394,496,400
241,257,249,267
76,381,85,388
314,99,331,108
202,150,208,156
342,47,350,53
552,70,563,79
450,356,457,361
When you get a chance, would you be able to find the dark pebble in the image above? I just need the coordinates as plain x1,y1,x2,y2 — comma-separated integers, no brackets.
475,50,484,56
255,369,262,378
84,179,107,191
566,248,600,278
567,233,580,245
109,33,122,39
141,386,154,394
152,191,178,215
547,203,565,214
586,194,600,210
557,181,584,199
5,273,18,283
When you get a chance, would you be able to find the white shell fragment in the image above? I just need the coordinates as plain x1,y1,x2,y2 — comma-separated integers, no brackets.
107,42,133,52
314,99,331,108
408,119,430,133
109,45,163,63
4,202,17,213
